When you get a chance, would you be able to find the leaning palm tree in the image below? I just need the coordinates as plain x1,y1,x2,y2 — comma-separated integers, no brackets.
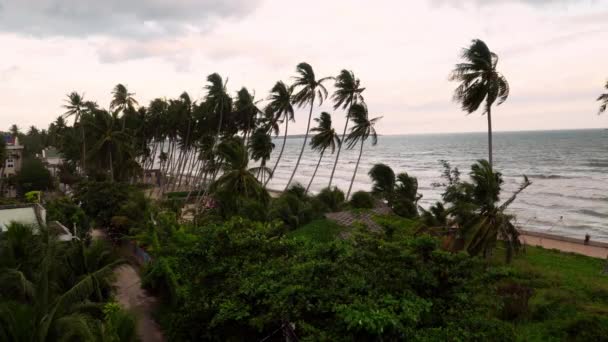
285,63,332,191
234,87,262,143
344,103,381,199
63,91,87,172
597,80,608,114
264,81,294,188
329,70,365,188
110,84,138,130
306,112,340,193
248,128,275,185
449,39,509,168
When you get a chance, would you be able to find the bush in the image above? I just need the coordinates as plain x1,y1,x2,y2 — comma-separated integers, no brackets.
74,181,130,228
316,187,345,212
46,196,90,237
349,191,375,209
270,192,314,229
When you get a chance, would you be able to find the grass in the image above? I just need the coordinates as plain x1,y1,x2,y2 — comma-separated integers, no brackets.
287,219,345,244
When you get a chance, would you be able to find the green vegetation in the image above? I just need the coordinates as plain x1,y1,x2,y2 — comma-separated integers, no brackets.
598,79,608,114
1,45,606,341
0,223,133,341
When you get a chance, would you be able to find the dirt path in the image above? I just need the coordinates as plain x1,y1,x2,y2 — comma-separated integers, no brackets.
114,265,165,342
93,229,165,342
520,230,608,259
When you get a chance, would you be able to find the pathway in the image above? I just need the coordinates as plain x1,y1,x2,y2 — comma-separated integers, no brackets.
93,229,165,342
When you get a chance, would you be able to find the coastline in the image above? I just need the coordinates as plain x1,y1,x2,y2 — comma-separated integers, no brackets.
519,230,608,259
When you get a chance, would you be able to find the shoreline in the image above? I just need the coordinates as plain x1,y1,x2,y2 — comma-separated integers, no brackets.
519,229,608,259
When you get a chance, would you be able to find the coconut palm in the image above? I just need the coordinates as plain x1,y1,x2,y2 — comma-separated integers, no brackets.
597,80,608,114
459,160,530,262
211,139,270,213
449,39,509,168
63,91,88,172
306,112,340,193
234,87,262,143
110,84,138,114
285,63,332,191
248,128,275,185
329,70,365,188
0,138,6,196
344,103,381,199
9,124,19,138
204,73,232,142
86,110,132,182
264,81,294,187
368,163,396,202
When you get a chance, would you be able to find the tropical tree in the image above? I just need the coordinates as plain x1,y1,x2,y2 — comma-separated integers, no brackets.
329,70,365,188
449,39,509,168
248,128,275,185
86,110,133,182
306,112,340,193
63,91,88,172
285,63,332,191
442,160,531,262
204,73,232,142
211,139,270,216
344,103,381,199
597,80,608,114
0,138,6,196
264,81,294,187
234,87,262,143
368,163,395,202
368,163,422,218
9,124,19,138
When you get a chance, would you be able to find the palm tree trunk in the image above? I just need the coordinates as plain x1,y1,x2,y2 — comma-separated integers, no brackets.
487,103,493,169
306,150,324,194
285,100,314,191
81,123,86,175
108,148,114,182
328,115,349,188
265,119,288,188
346,139,365,200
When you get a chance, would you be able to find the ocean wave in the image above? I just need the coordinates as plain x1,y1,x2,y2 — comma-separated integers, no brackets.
527,174,572,179
575,209,608,219
583,162,608,167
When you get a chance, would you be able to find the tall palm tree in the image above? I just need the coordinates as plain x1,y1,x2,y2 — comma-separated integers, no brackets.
248,128,275,185
205,73,231,142
306,112,340,193
63,91,87,172
344,103,381,199
264,81,294,188
234,87,262,143
329,70,365,188
597,80,608,114
86,110,132,182
285,63,332,191
449,39,509,168
110,84,139,130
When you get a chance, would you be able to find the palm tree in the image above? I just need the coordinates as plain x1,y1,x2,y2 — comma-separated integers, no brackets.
205,73,232,142
458,160,530,262
211,139,270,215
597,80,608,114
86,110,132,182
9,124,19,138
329,70,365,188
368,163,396,202
234,87,262,143
110,84,139,130
344,103,381,199
63,91,88,173
306,112,340,193
449,39,509,168
248,128,275,185
264,81,294,188
285,63,332,191
0,138,6,196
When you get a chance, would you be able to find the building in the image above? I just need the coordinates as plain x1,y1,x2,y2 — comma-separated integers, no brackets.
2,135,24,197
0,203,74,241
41,147,63,177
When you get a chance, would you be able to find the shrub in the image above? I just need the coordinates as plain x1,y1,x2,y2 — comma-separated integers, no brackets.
46,196,90,237
14,158,53,195
350,191,375,209
316,187,345,212
270,192,314,229
74,181,130,228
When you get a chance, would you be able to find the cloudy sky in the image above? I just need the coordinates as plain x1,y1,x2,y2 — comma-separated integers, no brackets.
1,0,607,135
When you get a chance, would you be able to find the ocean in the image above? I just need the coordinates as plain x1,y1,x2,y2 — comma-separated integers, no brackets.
265,129,608,241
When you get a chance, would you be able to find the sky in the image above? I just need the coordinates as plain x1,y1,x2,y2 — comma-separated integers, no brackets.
0,0,607,135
